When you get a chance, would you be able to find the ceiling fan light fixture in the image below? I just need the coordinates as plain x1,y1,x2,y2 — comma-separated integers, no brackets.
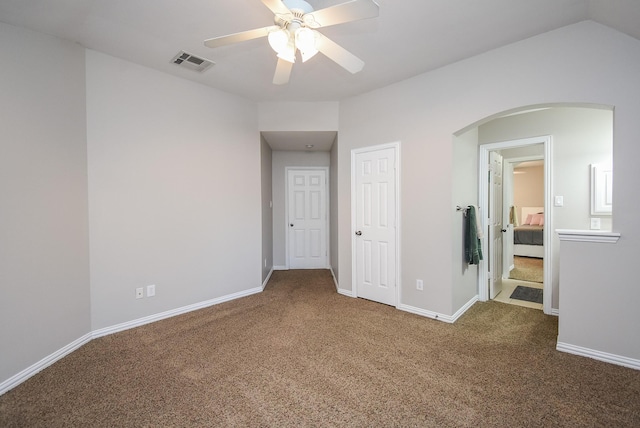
300,48,318,62
268,29,289,54
277,42,296,63
295,27,318,62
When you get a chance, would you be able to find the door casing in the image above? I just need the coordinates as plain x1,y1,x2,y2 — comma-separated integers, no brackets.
478,136,553,314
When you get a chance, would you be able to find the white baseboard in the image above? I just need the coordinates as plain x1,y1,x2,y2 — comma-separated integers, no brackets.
0,332,93,396
93,286,263,339
398,296,478,324
273,265,287,271
262,268,274,290
452,296,479,322
556,342,640,370
398,303,454,323
1,285,265,396
329,267,340,291
337,288,354,298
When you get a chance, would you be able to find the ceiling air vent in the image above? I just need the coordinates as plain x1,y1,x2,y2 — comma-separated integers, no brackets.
171,51,214,72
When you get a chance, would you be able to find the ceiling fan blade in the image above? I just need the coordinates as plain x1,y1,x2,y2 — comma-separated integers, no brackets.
204,25,280,48
315,32,364,74
273,58,293,85
261,0,291,16
307,0,379,28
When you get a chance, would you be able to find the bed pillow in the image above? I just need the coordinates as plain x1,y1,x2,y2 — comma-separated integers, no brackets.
524,214,533,225
531,213,544,226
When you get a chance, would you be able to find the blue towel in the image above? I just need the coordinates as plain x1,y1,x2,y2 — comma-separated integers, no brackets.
465,206,483,265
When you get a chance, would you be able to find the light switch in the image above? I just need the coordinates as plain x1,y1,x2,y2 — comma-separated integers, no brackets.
554,196,564,207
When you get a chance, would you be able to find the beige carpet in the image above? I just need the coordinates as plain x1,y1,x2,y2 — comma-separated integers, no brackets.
1,269,639,427
509,256,544,283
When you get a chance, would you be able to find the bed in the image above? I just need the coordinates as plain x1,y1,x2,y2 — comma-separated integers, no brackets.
513,206,544,258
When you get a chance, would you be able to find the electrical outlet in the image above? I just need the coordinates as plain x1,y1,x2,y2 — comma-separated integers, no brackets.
135,287,143,299
147,284,156,297
416,279,424,291
590,218,601,230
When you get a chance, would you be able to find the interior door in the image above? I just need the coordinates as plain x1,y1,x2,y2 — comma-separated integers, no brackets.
502,161,515,276
354,146,397,306
287,169,327,269
489,151,504,299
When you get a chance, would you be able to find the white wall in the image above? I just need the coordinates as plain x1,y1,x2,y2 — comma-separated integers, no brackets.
451,128,479,311
513,164,544,220
0,23,91,386
271,151,331,268
500,143,545,222
330,136,340,282
261,137,273,282
86,50,261,330
338,21,640,361
258,102,339,131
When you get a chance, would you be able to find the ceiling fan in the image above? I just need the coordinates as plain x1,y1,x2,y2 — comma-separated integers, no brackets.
204,0,379,85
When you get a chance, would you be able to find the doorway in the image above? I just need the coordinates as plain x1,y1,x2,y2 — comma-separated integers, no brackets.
498,156,545,309
351,142,400,307
479,136,553,314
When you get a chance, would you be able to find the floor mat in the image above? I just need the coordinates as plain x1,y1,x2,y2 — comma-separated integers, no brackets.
510,285,543,304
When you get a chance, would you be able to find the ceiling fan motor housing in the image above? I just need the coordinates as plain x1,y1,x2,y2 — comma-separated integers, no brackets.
283,0,314,14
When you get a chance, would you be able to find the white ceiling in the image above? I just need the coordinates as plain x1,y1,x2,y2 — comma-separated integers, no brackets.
2,1,639,152
2,0,640,104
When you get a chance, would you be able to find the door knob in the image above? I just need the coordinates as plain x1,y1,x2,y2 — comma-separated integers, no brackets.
355,231,362,236
501,229,507,232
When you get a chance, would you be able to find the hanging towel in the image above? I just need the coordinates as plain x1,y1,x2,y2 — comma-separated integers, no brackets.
509,205,519,226
471,205,483,238
465,206,483,265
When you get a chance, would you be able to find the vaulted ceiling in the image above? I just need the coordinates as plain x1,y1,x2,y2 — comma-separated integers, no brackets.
1,0,639,102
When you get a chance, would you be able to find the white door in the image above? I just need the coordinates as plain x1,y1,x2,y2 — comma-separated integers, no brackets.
353,146,397,306
489,151,504,299
287,169,327,269
502,161,515,277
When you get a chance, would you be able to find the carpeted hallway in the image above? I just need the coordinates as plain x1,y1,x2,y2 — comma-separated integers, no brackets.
1,269,639,427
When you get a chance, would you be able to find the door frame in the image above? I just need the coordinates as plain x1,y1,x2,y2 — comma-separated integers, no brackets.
350,142,401,305
285,166,330,269
478,136,553,314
